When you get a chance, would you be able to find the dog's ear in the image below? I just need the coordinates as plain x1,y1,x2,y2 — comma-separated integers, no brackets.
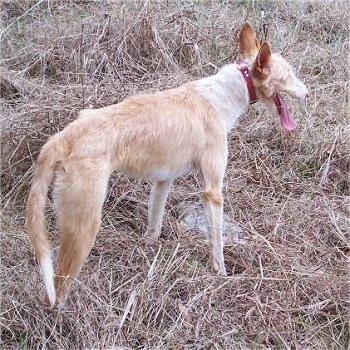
253,41,271,78
238,22,260,57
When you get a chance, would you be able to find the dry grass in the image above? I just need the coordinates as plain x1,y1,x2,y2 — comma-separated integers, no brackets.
1,0,349,349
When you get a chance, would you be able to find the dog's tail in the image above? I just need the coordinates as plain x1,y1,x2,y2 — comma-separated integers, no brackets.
26,135,68,308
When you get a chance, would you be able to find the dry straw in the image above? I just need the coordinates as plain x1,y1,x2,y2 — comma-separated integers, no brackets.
1,0,349,348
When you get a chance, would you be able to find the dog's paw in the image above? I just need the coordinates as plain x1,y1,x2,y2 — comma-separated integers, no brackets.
140,235,158,247
217,267,227,276
40,291,58,309
210,257,227,276
144,228,161,240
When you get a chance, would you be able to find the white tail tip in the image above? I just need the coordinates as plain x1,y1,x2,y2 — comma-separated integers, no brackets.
40,254,56,308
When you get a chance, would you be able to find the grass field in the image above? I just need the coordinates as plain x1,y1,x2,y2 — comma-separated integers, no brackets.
1,0,349,349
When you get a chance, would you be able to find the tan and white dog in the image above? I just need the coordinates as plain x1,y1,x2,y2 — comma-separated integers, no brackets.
26,22,308,308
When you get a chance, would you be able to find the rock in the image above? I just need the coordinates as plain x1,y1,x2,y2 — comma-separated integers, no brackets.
176,201,247,245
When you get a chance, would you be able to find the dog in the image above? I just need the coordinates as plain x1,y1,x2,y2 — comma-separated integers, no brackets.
26,22,308,308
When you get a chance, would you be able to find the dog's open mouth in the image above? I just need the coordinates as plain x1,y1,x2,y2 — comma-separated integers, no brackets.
275,93,297,131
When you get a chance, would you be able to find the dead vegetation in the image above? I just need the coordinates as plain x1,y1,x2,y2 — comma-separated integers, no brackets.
1,0,349,349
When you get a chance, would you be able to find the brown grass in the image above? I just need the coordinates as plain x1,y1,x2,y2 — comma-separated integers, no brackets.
1,0,349,348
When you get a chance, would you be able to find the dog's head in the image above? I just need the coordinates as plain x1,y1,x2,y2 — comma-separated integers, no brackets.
238,22,308,130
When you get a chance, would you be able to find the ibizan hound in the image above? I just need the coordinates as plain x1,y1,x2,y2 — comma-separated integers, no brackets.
26,22,308,308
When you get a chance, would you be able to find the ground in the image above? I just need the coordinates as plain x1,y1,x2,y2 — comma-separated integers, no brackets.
1,0,349,349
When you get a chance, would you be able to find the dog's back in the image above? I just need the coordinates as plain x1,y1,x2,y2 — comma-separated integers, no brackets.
26,82,224,307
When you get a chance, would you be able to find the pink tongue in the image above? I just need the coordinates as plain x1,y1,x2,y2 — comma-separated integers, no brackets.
275,93,297,131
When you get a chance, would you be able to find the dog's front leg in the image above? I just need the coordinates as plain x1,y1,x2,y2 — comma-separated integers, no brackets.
145,180,171,239
202,188,226,275
200,149,227,276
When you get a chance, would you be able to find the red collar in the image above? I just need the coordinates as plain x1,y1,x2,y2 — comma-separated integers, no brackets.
238,64,258,104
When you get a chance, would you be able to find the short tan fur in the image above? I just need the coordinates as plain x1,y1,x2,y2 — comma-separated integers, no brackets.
26,22,308,308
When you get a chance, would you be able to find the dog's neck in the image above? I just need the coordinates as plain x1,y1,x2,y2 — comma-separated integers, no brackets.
192,63,256,131
237,64,258,105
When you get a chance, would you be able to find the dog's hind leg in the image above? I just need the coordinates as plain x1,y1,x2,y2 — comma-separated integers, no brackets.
53,160,111,306
145,180,171,239
200,148,227,276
